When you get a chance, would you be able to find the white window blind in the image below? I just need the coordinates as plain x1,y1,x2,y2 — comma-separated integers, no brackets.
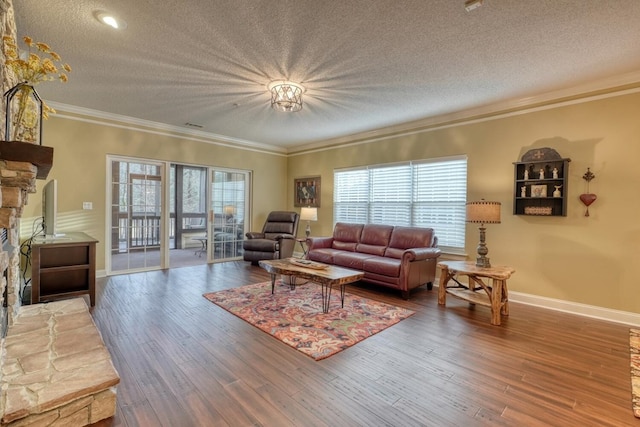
334,169,369,223
334,156,467,251
370,164,412,225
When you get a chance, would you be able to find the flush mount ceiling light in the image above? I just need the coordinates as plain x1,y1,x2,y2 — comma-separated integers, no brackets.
95,11,127,30
267,81,305,112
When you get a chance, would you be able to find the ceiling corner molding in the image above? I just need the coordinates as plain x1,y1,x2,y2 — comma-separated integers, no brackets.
288,70,640,156
47,102,288,156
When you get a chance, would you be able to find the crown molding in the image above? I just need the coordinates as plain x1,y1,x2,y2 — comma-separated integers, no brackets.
288,70,640,156
47,101,288,156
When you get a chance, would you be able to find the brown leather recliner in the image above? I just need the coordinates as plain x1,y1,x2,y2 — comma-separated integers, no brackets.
243,211,299,265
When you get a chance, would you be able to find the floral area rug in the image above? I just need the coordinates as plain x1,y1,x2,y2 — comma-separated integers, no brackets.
631,328,640,418
203,281,415,360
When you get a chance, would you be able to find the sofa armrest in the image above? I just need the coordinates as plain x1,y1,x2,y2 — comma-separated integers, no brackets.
307,236,333,250
402,247,442,262
245,232,265,239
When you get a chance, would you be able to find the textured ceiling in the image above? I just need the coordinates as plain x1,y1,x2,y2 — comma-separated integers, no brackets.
13,0,640,152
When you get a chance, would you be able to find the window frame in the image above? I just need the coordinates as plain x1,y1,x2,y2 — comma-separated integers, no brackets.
333,155,468,253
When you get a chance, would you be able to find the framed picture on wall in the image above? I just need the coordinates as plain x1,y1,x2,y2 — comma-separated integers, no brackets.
294,176,321,207
530,184,547,198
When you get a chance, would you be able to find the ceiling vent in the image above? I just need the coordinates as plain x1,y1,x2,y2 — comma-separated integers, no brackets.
184,122,203,129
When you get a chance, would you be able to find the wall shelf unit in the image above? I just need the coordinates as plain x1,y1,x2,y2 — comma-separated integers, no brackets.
513,148,570,217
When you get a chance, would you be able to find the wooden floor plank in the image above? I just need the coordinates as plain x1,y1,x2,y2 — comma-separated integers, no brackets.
90,261,639,426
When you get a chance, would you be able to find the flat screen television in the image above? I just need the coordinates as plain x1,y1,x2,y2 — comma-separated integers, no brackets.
42,179,58,238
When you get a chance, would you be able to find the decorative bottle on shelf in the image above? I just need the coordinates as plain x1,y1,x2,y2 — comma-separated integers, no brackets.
521,186,526,197
539,169,545,179
4,82,43,144
553,185,562,198
523,169,529,180
552,167,558,179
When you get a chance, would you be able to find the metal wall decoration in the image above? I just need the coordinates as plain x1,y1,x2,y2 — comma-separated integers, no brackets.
580,168,596,217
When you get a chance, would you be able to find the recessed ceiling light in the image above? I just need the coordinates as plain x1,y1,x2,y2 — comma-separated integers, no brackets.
95,11,127,30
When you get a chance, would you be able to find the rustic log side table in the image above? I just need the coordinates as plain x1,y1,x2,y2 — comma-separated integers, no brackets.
437,260,515,326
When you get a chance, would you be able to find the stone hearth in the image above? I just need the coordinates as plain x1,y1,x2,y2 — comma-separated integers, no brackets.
1,299,119,426
0,141,119,426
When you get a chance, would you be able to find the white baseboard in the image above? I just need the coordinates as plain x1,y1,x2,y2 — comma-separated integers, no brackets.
508,291,640,327
433,280,640,326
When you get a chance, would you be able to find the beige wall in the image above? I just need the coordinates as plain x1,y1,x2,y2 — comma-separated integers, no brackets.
287,91,640,314
20,113,288,270
18,90,640,314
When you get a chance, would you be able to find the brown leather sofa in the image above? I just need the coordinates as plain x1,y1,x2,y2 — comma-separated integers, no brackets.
306,223,441,298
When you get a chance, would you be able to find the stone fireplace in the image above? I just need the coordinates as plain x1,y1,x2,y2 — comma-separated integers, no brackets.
0,142,119,426
0,144,48,329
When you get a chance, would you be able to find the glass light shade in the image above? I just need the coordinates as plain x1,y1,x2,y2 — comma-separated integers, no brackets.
268,81,304,112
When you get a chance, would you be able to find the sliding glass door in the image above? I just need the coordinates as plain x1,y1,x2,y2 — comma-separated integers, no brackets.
168,164,209,268
108,157,250,272
209,169,250,261
109,158,164,273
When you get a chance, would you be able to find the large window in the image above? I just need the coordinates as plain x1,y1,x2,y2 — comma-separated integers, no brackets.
334,156,467,252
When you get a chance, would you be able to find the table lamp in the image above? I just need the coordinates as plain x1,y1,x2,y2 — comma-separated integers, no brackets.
300,206,317,237
466,200,501,268
223,205,236,222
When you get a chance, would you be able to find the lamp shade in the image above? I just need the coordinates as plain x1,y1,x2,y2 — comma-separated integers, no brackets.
466,201,501,224
300,207,317,221
223,205,235,216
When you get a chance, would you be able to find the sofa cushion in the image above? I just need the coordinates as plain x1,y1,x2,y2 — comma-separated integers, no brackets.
357,244,386,256
333,251,374,270
385,226,434,258
331,223,364,252
363,256,401,277
356,224,394,256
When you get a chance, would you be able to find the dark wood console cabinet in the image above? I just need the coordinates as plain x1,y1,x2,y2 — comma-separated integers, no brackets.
31,232,98,306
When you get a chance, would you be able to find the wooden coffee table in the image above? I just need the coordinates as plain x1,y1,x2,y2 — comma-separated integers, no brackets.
259,258,364,313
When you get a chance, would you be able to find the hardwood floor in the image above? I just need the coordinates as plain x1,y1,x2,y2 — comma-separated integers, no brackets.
91,261,637,426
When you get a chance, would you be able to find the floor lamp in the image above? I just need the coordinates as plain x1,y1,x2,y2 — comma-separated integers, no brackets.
466,200,501,268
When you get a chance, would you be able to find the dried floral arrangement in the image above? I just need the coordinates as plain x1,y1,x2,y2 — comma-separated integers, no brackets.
3,35,71,119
